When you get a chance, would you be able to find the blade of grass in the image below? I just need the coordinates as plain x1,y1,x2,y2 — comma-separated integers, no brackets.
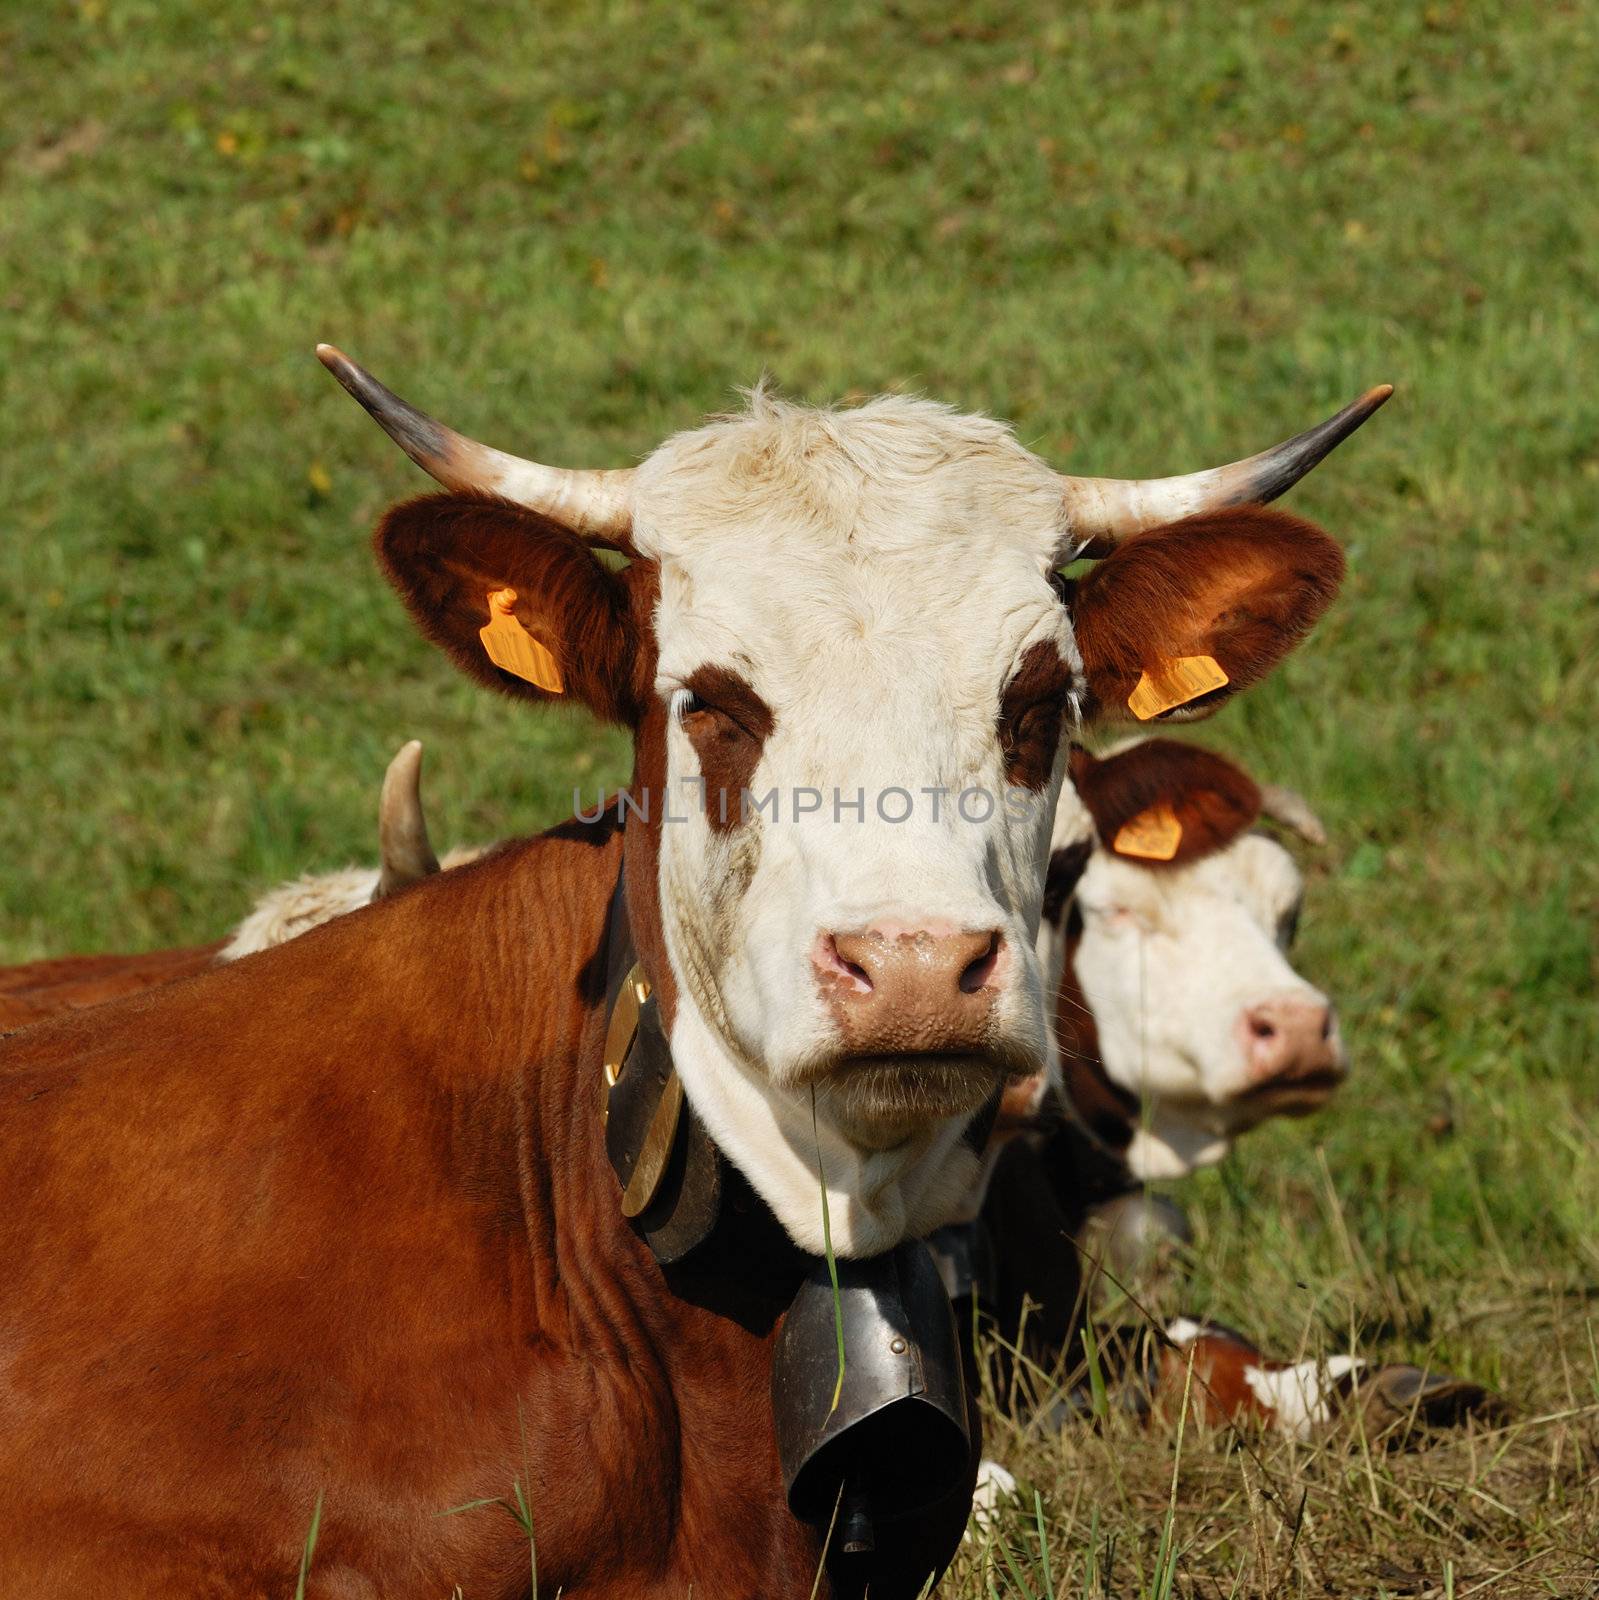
1033,1488,1054,1599
294,1490,323,1600
1080,1321,1109,1424
435,1496,507,1518
1150,1345,1197,1600
995,1529,1041,1599
518,1398,539,1598
810,1085,846,1415
806,1481,846,1600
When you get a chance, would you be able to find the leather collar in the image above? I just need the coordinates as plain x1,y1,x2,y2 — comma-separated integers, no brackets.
600,870,810,1313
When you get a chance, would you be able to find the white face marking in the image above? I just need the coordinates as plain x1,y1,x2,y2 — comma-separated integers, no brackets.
626,392,1084,1252
1072,833,1330,1118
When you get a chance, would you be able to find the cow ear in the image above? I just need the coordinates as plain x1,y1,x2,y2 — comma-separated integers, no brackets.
1068,740,1261,867
374,492,649,727
1068,506,1344,724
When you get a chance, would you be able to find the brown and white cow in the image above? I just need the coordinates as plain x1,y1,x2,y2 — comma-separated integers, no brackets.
1040,738,1345,1181
974,740,1485,1444
958,736,1339,1235
977,739,1340,1388
0,354,1379,1596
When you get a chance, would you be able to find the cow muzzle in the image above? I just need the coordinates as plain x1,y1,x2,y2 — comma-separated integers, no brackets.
806,922,1025,1131
814,923,1004,1055
1237,995,1347,1112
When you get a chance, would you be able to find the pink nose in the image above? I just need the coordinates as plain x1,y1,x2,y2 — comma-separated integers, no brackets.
1242,997,1343,1086
815,924,1004,1055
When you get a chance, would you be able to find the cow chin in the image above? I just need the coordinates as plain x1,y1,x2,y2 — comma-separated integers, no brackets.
810,1045,1035,1150
1231,1072,1345,1121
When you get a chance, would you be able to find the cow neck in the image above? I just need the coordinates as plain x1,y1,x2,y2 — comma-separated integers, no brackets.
1052,927,1229,1189
598,858,812,1318
599,828,1000,1284
1051,930,1142,1211
598,848,984,1576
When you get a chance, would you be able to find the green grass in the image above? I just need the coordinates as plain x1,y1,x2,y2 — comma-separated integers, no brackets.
3,0,1596,1592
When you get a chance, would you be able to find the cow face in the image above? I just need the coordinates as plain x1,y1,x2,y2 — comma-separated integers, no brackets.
328,350,1376,1250
632,397,1077,1152
1047,741,1346,1179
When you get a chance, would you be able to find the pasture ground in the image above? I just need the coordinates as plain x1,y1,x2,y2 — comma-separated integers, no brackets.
3,1,1596,1593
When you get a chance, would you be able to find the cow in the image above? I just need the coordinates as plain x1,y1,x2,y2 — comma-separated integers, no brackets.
969,738,1485,1445
0,741,461,1030
0,350,1383,1597
1041,737,1345,1186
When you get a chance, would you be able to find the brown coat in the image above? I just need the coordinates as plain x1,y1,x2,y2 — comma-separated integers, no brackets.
0,942,224,1030
0,819,827,1597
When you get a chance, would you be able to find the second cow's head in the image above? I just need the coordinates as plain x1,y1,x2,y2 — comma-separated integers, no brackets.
324,350,1377,1243
1039,739,1346,1180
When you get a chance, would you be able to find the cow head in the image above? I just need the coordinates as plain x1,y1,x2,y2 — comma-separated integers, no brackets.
1041,739,1345,1179
322,348,1378,1251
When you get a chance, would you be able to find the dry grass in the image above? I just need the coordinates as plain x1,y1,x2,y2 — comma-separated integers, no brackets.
953,1242,1599,1598
965,1363,1599,1597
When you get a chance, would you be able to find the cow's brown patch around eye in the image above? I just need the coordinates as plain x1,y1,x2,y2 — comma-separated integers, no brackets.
999,642,1075,791
679,665,775,833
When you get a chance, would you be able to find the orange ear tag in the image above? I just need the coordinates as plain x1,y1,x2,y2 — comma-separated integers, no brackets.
1113,802,1184,861
479,588,563,693
1128,654,1229,721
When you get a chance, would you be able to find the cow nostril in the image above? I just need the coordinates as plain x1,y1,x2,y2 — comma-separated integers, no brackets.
959,932,1001,995
1320,1008,1335,1041
821,933,875,993
1250,1017,1277,1042
838,950,871,988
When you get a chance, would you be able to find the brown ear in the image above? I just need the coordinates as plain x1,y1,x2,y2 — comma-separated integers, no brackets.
375,491,650,727
1069,505,1344,723
1068,740,1261,868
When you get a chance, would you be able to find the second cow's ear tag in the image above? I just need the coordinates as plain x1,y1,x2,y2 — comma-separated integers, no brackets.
1113,802,1183,861
1128,654,1229,721
479,588,564,693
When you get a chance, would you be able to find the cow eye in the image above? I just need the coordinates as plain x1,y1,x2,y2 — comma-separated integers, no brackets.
1277,902,1302,950
674,688,756,744
1001,697,1065,776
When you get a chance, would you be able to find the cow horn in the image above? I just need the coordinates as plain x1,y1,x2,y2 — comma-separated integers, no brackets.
316,345,637,552
1059,385,1393,556
1258,784,1328,847
373,740,441,901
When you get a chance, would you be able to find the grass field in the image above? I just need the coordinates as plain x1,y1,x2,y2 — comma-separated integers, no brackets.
3,0,1596,1593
